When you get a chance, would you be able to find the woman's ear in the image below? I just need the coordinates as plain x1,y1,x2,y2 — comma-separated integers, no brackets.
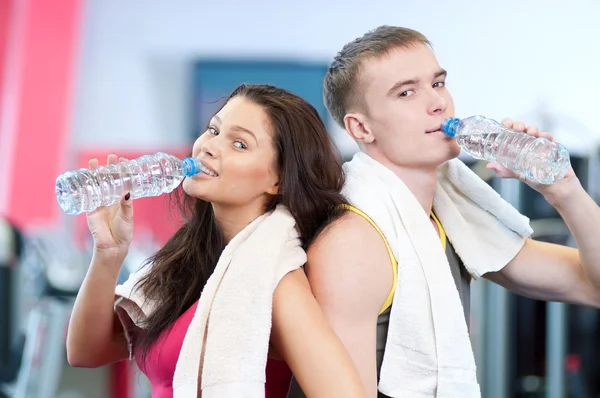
266,180,279,196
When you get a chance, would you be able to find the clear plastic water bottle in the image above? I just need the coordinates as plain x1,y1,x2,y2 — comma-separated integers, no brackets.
441,115,571,184
55,152,203,215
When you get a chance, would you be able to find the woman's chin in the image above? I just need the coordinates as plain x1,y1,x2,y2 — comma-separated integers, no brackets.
182,183,212,202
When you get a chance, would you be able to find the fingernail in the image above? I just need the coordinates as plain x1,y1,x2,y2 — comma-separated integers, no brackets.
125,193,131,201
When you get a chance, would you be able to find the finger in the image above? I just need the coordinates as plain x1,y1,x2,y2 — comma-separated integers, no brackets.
89,158,98,170
119,157,129,162
525,125,539,135
486,163,502,173
512,121,526,132
538,131,556,142
119,191,134,222
517,173,529,183
487,163,518,179
498,170,519,179
501,118,513,127
107,153,118,165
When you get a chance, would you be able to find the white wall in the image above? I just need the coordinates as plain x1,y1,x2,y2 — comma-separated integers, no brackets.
70,0,600,159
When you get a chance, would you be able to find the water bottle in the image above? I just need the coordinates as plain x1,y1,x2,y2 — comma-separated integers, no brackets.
55,152,203,215
441,115,571,184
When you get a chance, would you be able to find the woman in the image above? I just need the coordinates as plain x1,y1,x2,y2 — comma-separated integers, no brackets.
66,84,365,397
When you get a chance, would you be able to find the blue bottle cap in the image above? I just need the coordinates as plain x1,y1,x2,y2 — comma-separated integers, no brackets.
441,117,461,138
182,157,202,177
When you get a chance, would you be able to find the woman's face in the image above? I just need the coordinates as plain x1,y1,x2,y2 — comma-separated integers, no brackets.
182,96,279,209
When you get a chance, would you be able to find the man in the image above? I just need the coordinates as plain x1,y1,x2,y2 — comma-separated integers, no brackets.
302,26,600,397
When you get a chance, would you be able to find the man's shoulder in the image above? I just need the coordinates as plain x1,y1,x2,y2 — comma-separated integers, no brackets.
312,209,380,252
306,208,393,315
307,209,392,282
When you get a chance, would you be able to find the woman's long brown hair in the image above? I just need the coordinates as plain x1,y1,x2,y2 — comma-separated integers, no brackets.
133,84,347,361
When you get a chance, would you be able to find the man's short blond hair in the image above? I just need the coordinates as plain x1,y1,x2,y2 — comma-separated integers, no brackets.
323,26,431,127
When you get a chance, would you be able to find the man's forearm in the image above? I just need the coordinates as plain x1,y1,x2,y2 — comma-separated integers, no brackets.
551,180,600,289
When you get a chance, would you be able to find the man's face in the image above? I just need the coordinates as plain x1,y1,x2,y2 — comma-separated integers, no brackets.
355,43,461,169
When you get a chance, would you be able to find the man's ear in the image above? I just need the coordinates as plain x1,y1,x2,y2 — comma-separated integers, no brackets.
344,113,375,144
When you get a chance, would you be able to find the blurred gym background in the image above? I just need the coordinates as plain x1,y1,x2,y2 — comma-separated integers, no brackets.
1,0,599,397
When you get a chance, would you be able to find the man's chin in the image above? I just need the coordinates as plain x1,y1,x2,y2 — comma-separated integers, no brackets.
434,146,461,167
447,143,461,159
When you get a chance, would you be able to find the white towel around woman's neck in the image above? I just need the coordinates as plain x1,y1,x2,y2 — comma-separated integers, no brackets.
115,205,306,397
342,152,532,397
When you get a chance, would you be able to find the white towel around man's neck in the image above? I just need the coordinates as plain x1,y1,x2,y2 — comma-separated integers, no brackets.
115,205,306,397
342,152,532,397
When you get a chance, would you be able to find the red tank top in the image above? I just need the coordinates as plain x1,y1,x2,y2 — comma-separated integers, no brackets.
135,301,293,397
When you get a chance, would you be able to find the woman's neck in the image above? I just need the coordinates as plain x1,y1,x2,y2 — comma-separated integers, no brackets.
212,201,268,243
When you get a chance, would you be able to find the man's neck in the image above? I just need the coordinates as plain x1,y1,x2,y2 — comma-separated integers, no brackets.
371,153,439,216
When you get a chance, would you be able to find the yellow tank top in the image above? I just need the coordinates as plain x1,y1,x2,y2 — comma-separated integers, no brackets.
343,204,447,315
